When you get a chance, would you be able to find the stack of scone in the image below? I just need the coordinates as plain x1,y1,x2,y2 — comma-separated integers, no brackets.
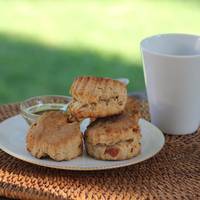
26,76,141,161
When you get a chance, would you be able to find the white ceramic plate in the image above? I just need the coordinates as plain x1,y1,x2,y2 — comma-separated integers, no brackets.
0,115,165,171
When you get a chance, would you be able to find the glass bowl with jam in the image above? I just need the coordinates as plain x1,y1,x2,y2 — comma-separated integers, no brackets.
20,95,72,125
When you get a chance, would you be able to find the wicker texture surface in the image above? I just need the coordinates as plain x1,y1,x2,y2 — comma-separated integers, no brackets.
0,101,200,200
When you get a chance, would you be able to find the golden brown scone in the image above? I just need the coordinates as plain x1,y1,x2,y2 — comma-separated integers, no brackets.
26,111,82,161
68,76,127,120
85,113,141,160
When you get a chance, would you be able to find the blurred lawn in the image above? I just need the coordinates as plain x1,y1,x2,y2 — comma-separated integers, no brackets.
0,0,200,104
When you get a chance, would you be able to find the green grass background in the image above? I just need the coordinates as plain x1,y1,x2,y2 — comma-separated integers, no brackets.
0,0,200,104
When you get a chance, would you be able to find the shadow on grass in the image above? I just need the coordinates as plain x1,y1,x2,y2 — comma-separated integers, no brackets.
0,33,144,104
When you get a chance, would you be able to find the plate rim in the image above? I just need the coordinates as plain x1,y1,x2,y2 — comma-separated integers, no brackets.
0,116,165,171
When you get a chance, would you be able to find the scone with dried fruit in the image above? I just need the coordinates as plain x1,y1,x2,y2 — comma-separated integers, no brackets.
85,113,141,160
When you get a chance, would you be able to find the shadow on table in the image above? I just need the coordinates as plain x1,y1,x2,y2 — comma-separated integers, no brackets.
0,33,144,104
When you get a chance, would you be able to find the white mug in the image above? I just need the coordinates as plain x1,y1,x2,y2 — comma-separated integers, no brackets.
140,33,200,135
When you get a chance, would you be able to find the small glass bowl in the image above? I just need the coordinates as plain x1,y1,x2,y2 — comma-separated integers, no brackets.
20,95,72,125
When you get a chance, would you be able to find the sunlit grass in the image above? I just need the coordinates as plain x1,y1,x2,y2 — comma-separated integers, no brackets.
0,0,200,103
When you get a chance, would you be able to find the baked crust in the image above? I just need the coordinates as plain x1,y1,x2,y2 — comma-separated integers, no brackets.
68,76,127,119
85,113,140,146
70,76,127,103
26,111,82,161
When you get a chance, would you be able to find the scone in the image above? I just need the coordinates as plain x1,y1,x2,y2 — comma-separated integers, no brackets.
85,113,141,160
68,76,127,120
26,111,82,161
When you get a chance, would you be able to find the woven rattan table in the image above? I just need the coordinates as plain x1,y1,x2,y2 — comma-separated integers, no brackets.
0,93,200,200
